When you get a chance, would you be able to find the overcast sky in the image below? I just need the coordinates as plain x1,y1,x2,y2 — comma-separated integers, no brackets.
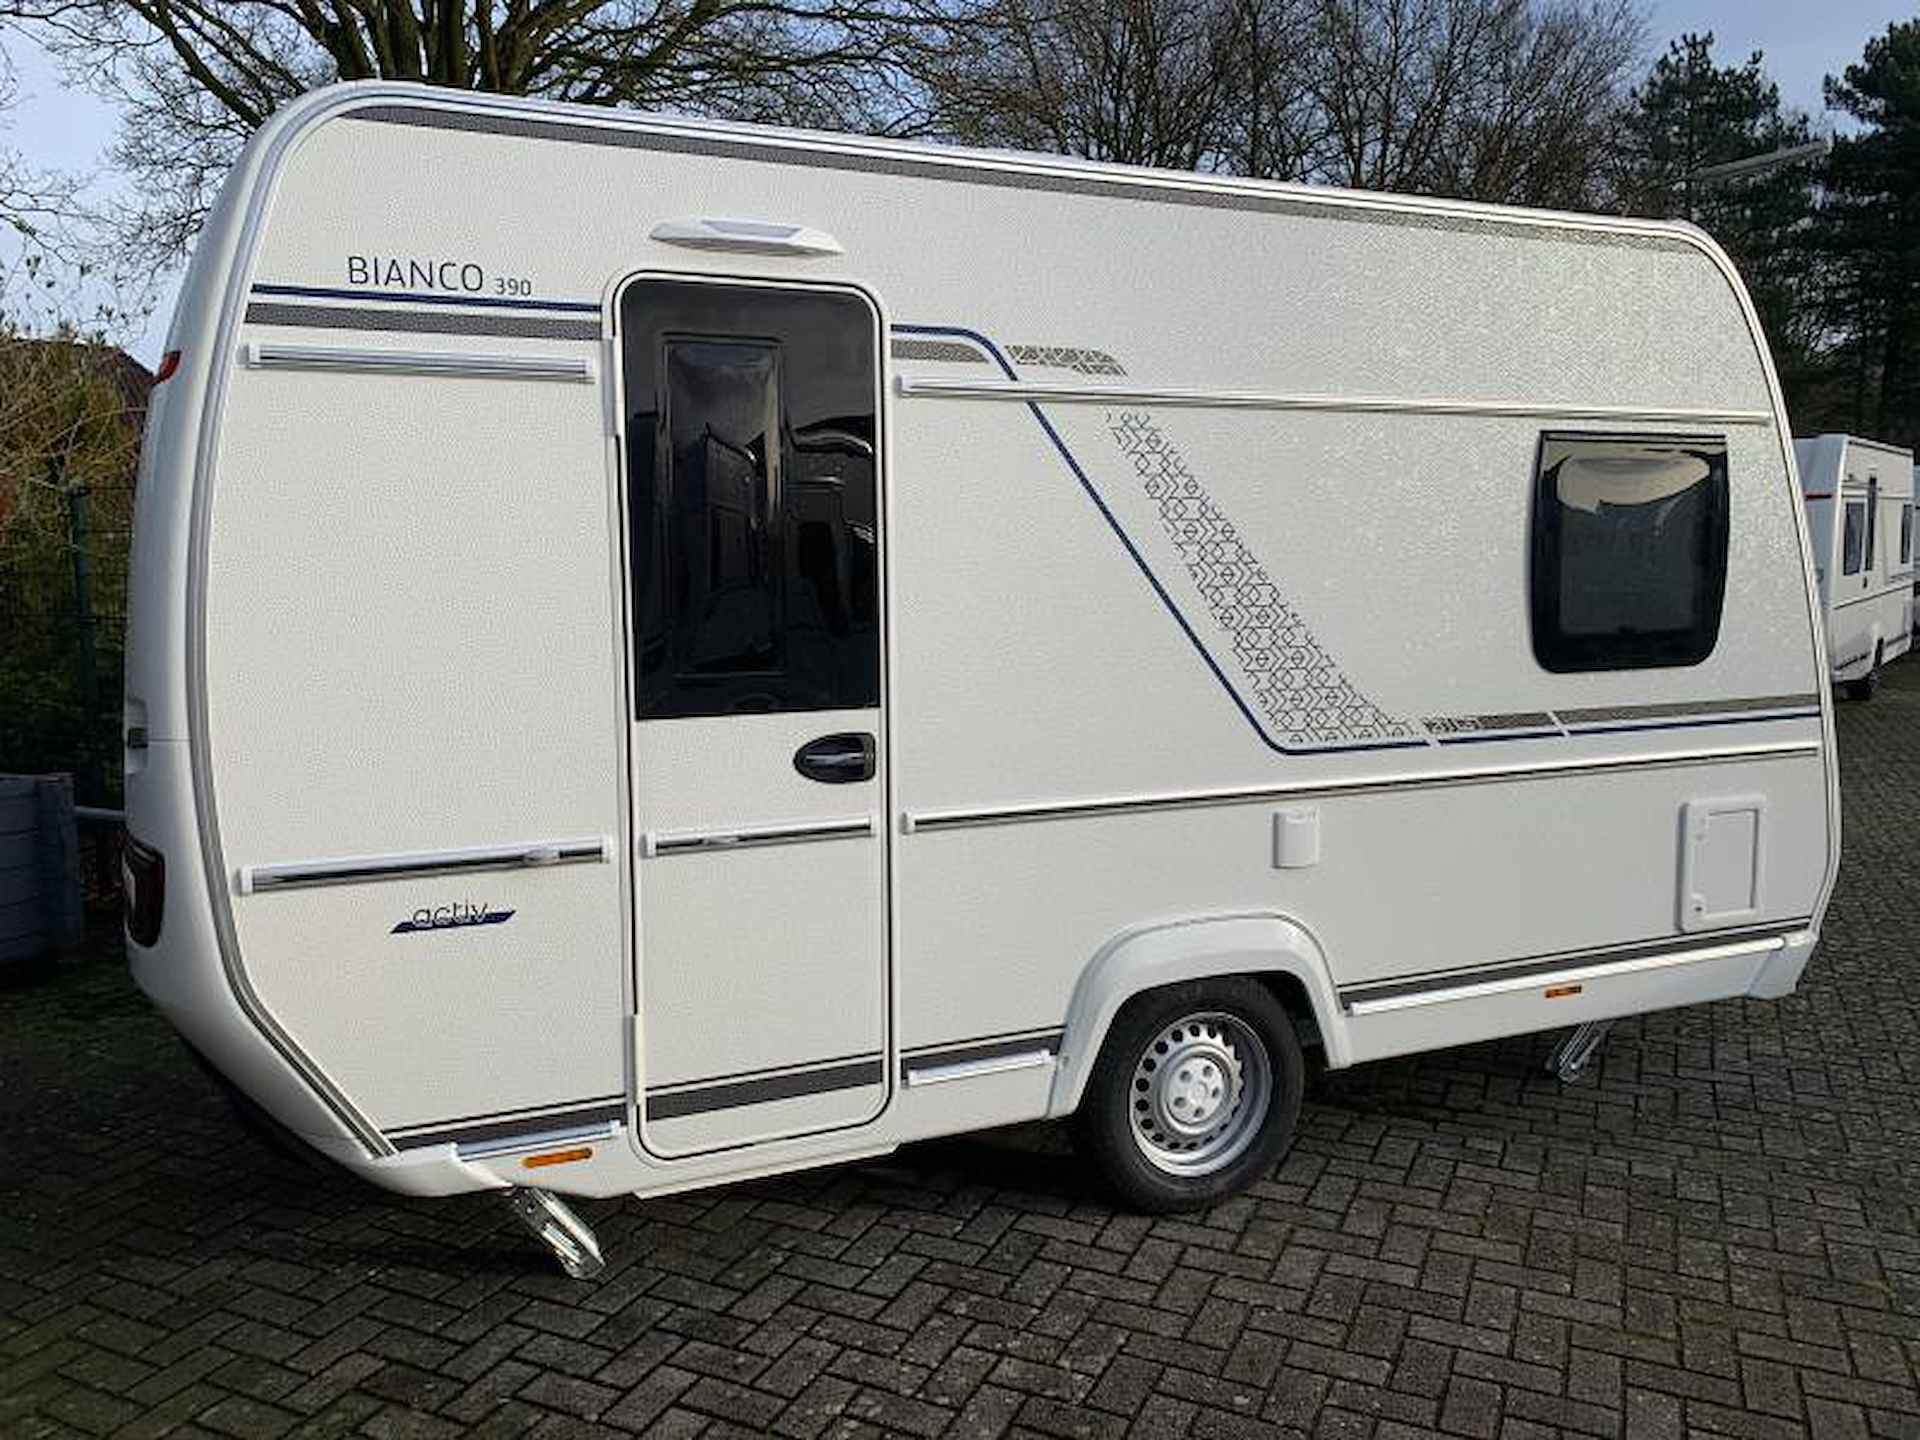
3,2,1916,363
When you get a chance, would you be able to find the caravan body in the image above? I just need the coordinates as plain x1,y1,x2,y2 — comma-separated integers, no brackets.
124,83,1839,1233
1794,434,1916,696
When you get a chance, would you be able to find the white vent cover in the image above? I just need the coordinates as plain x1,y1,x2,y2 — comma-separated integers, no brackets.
650,217,844,257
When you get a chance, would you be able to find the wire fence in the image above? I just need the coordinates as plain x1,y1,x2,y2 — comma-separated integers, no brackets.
0,481,131,804
1,339,149,908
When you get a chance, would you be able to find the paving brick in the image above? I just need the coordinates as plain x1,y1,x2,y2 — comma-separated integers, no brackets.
10,668,1920,1440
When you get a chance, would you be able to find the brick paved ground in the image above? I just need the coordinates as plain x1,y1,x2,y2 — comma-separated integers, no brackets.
5,667,1919,1440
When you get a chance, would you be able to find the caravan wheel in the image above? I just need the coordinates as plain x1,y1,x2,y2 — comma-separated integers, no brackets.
1072,978,1304,1212
1844,641,1885,701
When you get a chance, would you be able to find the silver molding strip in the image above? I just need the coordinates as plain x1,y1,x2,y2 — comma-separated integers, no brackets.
243,341,595,382
906,1049,1054,1087
643,816,875,857
903,740,1822,834
239,837,611,894
1344,931,1794,1016
896,375,1773,427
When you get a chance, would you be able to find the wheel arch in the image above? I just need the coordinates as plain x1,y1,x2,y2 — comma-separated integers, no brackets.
1045,912,1347,1119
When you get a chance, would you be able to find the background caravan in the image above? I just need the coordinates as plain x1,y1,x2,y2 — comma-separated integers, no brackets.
1794,433,1916,698
121,82,1839,1276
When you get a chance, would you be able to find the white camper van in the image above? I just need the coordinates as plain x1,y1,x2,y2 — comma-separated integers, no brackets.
1794,434,1915,697
123,82,1839,1276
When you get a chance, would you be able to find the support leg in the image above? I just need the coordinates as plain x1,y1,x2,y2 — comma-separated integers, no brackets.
1547,1020,1614,1084
503,1188,605,1280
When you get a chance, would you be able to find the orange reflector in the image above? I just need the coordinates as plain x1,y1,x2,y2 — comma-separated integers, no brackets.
523,1147,593,1169
154,350,181,383
1544,984,1583,999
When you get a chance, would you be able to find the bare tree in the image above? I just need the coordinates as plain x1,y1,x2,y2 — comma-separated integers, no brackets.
1216,0,1320,179
0,42,80,271
918,0,1246,169
0,1,984,266
1421,0,1645,208
916,0,1642,205
1288,0,1642,204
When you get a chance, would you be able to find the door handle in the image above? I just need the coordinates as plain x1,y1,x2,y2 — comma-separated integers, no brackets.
794,732,876,784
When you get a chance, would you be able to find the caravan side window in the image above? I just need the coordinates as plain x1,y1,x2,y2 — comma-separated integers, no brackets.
1842,502,1865,575
1529,433,1729,672
1903,503,1914,568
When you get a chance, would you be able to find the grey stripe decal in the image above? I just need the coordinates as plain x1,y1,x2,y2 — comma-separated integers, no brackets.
646,1058,884,1121
391,1099,625,1151
1337,920,1808,1007
245,301,599,341
1557,694,1820,724
901,1029,1064,1078
344,106,1692,253
890,338,990,364
1423,711,1558,735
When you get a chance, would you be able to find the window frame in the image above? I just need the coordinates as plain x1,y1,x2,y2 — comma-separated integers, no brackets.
1527,431,1732,674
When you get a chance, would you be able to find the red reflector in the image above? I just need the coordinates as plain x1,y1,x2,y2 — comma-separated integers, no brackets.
123,834,165,947
153,350,181,383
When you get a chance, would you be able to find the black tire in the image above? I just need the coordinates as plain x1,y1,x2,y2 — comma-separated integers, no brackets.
1845,644,1884,701
1071,977,1305,1213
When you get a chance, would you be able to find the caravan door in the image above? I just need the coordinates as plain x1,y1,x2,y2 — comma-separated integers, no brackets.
615,278,890,1156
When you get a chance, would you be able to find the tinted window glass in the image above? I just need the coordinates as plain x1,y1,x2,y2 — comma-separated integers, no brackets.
1902,504,1913,566
1842,502,1864,575
1529,433,1729,672
622,282,879,718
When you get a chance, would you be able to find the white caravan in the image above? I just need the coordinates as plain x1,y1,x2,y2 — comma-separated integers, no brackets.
1793,434,1915,697
124,82,1840,1275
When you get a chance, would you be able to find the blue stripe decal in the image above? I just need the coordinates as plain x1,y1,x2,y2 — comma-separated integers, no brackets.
391,908,516,935
252,283,600,313
1436,730,1565,746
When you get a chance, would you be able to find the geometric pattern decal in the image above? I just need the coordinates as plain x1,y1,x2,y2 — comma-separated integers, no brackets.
1108,410,1420,748
1009,344,1127,376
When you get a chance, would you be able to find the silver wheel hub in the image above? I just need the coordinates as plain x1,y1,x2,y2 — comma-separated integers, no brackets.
1129,1012,1272,1177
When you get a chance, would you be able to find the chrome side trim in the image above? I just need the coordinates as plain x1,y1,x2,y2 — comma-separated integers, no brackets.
642,816,875,857
896,375,1774,427
905,1049,1054,1087
900,1027,1065,1077
1343,928,1797,1016
242,341,595,382
902,740,1822,834
239,837,611,894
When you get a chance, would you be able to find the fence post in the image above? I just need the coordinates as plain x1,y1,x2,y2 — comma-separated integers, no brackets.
65,480,106,807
